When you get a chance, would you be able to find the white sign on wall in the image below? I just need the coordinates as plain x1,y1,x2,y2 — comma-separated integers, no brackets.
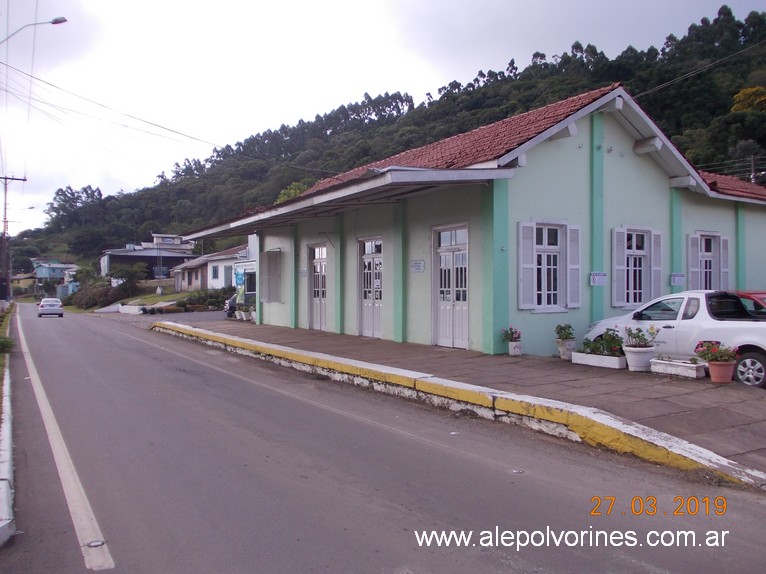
410,260,426,273
589,272,607,286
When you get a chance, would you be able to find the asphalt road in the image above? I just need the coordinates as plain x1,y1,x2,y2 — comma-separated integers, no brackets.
2,304,766,573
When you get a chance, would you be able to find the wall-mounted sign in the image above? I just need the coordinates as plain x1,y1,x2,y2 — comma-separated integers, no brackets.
589,272,607,286
671,273,685,286
410,260,426,273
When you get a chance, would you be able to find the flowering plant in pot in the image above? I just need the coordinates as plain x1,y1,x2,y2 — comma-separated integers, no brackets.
623,326,659,348
554,323,576,360
695,341,738,384
572,329,626,369
501,325,522,355
622,326,659,372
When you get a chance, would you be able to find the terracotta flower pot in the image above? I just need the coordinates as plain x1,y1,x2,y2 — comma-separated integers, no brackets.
708,361,736,384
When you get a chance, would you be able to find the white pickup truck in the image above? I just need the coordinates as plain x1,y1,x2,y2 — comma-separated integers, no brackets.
583,290,766,387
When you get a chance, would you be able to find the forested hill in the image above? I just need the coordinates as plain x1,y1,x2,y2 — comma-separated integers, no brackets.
13,4,766,271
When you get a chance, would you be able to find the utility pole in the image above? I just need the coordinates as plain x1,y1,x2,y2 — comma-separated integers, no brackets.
0,176,27,303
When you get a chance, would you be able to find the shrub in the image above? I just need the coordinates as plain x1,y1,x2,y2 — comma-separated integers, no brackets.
0,336,15,353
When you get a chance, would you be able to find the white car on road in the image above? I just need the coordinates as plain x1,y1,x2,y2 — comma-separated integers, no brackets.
584,290,766,387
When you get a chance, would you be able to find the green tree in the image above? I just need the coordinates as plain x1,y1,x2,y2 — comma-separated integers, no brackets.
109,262,148,297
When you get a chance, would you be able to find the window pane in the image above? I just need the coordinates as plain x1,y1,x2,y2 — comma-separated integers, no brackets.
455,228,468,245
535,227,544,246
547,227,558,246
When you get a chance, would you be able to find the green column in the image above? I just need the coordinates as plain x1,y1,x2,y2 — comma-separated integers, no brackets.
291,225,299,328
335,213,345,333
392,201,406,342
482,180,509,355
736,203,746,289
589,113,605,324
669,188,683,293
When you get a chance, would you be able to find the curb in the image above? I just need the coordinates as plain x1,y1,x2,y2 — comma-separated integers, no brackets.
153,321,766,491
0,359,14,547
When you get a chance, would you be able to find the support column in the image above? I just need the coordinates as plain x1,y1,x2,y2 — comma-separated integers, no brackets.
482,180,509,355
392,201,406,342
589,113,605,324
334,213,345,334
736,203,746,289
290,225,299,328
669,188,683,293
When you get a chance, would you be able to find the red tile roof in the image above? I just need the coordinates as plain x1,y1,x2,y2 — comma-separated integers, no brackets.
699,171,766,201
303,83,622,196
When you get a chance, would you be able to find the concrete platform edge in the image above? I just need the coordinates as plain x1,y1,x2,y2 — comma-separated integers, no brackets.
153,321,766,491
0,358,15,547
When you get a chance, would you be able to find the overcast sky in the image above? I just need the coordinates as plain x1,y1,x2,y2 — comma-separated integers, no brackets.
0,0,762,235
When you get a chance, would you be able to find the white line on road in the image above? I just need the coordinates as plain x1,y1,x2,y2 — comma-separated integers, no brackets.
16,316,115,570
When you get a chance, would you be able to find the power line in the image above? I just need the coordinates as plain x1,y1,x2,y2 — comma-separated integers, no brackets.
635,40,765,99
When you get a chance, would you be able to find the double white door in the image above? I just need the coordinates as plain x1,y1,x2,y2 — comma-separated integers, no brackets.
311,247,327,331
361,254,382,338
436,248,468,349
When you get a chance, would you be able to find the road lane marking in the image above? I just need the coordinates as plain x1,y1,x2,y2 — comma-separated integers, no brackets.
16,316,115,570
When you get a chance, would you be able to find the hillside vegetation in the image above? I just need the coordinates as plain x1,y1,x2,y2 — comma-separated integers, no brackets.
11,4,766,274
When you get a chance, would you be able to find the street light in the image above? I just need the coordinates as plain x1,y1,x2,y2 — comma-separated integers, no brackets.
0,16,66,303
0,17,67,45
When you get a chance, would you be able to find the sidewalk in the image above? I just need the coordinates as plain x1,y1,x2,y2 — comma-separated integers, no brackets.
150,316,766,490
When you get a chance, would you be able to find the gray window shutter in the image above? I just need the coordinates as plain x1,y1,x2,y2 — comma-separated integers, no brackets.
651,231,663,299
720,236,730,290
611,228,626,307
687,234,700,290
518,222,535,309
566,225,581,308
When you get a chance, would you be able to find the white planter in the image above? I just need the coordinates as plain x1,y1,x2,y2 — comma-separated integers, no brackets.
508,341,522,356
556,339,577,361
241,311,252,321
235,311,244,320
623,346,656,372
571,352,627,369
650,358,705,379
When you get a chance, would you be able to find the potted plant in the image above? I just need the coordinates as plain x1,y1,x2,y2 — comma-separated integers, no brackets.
501,325,522,356
572,328,627,369
695,341,738,384
622,326,658,372
249,305,257,322
554,323,576,361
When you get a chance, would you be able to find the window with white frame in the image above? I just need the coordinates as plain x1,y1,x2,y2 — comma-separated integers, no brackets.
687,233,729,291
518,222,580,311
612,227,662,307
212,265,219,280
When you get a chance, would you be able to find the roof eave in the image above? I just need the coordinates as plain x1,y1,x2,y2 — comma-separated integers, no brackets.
184,167,514,240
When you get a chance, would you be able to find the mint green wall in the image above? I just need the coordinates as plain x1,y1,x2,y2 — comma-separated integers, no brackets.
404,185,486,349
503,116,593,356
739,202,766,288
339,205,395,338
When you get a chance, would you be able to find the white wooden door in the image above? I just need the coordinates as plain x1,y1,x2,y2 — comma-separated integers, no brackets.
436,237,469,349
361,253,383,338
311,246,327,331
